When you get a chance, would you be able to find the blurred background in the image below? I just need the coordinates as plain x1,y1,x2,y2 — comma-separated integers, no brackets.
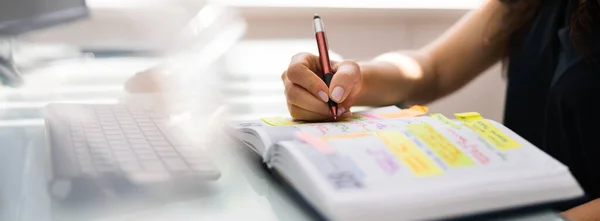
0,1,519,221
1,0,501,124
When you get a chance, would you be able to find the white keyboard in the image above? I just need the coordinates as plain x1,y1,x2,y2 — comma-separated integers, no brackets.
43,103,220,200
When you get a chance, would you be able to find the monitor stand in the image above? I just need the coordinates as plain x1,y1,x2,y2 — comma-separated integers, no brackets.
0,40,23,87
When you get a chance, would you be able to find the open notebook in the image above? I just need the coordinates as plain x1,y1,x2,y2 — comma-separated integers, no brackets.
224,106,584,221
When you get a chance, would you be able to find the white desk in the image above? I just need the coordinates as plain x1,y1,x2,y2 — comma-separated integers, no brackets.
0,53,566,221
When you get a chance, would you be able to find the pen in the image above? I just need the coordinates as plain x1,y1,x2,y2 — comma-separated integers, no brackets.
313,14,338,120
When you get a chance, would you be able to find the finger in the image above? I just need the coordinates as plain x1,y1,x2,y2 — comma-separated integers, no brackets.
284,79,332,116
288,103,331,121
329,61,361,103
287,53,330,103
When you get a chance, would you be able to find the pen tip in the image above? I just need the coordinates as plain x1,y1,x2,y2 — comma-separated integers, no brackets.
313,13,320,19
330,106,337,120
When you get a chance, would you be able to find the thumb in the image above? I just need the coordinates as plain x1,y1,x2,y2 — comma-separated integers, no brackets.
329,61,361,103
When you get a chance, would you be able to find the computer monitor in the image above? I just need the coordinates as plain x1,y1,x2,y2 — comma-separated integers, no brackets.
0,0,89,86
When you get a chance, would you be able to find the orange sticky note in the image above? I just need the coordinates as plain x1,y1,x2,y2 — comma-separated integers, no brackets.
377,105,429,118
321,132,373,141
295,132,335,154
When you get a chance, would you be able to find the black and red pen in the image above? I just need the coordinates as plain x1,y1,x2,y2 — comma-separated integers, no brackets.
313,14,338,119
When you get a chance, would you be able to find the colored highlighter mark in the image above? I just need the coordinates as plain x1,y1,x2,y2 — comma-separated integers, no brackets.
407,124,475,168
375,131,443,176
454,112,521,150
261,117,300,126
360,113,382,120
321,132,373,141
312,124,330,135
366,148,400,175
446,128,490,165
404,131,448,170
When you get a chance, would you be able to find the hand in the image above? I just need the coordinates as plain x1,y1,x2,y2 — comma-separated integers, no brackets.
282,52,362,121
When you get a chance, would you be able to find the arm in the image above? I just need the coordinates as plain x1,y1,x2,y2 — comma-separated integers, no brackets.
561,199,600,221
355,0,509,106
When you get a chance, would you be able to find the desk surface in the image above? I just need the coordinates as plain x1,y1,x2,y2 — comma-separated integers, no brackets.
0,54,567,221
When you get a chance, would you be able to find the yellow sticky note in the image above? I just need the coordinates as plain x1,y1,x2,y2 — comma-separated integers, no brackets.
260,117,299,126
431,113,462,129
407,124,475,168
377,105,429,118
375,131,443,176
454,112,521,150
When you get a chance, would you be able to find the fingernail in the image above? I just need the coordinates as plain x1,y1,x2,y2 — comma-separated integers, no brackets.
318,91,329,102
331,86,344,102
337,107,346,116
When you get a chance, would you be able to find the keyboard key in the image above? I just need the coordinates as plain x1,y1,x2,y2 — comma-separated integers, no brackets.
85,132,104,138
108,140,128,145
163,158,188,171
84,128,103,133
100,121,118,126
128,139,149,145
138,122,155,127
130,142,150,148
124,129,142,135
153,145,172,152
141,161,166,171
138,153,159,160
141,126,159,132
86,137,106,143
136,118,152,123
114,151,136,160
143,131,162,136
157,150,179,158
126,134,145,139
150,141,170,147
89,142,109,149
120,162,142,172
133,148,155,155
102,125,121,130
83,123,100,128
146,136,166,141
106,134,126,140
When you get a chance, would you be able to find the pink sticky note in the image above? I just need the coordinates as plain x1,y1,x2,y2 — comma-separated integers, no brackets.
295,132,336,154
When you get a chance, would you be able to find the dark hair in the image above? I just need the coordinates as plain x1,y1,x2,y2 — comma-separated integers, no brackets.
492,0,600,59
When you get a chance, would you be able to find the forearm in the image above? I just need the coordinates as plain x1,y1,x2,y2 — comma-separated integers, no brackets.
353,0,508,107
354,51,439,106
562,199,600,221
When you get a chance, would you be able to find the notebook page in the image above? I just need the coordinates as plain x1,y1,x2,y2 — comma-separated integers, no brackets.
278,116,574,204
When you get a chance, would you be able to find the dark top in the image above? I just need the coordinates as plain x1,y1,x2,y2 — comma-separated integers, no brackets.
504,0,600,208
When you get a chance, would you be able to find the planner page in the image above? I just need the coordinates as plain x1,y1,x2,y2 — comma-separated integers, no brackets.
271,114,582,220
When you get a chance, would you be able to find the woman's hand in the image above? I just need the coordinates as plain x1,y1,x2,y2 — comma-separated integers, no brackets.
282,52,362,121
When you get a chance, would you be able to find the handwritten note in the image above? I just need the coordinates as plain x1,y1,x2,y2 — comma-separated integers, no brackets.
260,117,299,126
407,124,475,168
431,113,462,129
445,128,490,165
376,105,429,118
375,131,443,176
454,112,521,150
366,148,400,175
